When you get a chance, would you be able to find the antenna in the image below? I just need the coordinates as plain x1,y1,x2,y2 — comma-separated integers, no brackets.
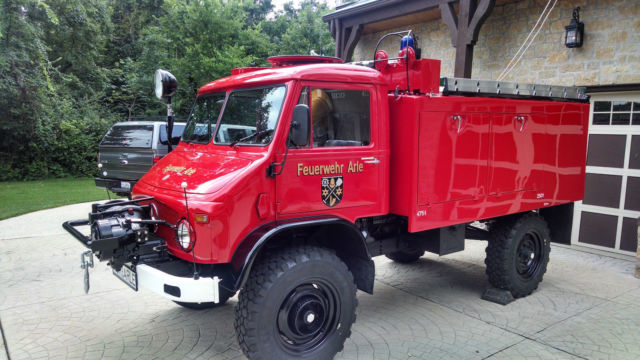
182,182,199,280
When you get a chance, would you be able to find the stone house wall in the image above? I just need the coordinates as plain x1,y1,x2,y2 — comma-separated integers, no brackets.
352,0,640,86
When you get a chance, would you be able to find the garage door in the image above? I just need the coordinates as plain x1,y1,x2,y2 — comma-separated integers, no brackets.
571,92,640,255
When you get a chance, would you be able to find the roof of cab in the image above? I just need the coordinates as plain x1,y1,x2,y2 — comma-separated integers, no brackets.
197,63,387,95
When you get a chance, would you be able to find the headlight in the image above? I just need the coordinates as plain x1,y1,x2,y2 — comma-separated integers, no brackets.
176,219,195,252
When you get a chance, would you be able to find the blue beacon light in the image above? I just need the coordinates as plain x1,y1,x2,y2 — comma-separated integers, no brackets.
400,35,414,50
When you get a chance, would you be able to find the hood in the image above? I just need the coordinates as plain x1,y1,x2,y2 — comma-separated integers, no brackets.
140,150,252,194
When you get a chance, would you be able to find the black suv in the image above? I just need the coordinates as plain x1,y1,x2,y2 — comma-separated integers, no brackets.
96,121,185,196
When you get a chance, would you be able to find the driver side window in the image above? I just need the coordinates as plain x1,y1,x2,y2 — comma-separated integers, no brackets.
310,88,370,147
291,86,371,148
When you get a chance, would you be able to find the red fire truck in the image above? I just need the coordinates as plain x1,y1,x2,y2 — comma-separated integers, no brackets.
64,33,589,359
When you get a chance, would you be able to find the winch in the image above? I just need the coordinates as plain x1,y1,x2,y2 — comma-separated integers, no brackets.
63,197,171,271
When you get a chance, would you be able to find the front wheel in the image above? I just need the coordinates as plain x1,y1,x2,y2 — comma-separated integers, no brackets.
234,246,357,360
485,212,551,298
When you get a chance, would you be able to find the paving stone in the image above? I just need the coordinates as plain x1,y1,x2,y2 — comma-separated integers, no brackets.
1,204,640,359
486,339,582,359
535,301,640,360
0,325,7,360
375,243,610,337
610,287,640,306
336,282,523,360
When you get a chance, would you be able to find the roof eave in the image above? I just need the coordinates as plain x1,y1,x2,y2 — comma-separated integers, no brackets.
322,0,392,22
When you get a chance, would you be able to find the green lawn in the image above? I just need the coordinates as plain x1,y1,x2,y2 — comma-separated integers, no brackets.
0,178,114,220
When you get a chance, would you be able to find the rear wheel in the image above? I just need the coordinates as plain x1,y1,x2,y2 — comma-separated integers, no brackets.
235,246,357,360
485,213,551,298
385,249,425,263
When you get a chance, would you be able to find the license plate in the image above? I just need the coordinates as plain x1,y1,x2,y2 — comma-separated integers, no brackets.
113,264,137,290
120,181,131,190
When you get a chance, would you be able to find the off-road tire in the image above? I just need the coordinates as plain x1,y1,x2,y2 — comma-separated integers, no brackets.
173,292,231,309
385,249,425,263
234,246,357,360
485,212,551,298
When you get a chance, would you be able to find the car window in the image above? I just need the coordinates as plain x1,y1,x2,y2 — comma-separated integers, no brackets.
310,89,370,147
159,124,186,146
214,85,286,145
101,125,154,148
182,93,226,143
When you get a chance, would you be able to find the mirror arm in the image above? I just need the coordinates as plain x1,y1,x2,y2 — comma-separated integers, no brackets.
267,142,290,178
166,97,174,153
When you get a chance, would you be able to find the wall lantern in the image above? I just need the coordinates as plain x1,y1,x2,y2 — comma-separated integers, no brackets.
565,7,584,48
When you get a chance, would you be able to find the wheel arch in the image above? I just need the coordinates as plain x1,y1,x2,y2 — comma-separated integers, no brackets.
230,216,374,294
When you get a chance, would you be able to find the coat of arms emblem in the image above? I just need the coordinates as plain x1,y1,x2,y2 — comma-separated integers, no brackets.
321,176,343,207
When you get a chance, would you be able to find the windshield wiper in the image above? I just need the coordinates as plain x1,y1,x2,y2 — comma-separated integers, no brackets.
229,129,273,147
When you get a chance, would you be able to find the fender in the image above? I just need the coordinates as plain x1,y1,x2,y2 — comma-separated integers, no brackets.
230,215,374,293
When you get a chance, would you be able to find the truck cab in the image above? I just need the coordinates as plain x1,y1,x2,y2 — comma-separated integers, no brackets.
64,36,589,360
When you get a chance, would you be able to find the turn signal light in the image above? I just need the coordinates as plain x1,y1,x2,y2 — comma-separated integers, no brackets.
194,213,209,224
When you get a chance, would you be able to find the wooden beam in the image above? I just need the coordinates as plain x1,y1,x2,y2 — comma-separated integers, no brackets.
326,0,495,77
439,1,458,46
442,0,495,78
466,0,495,45
342,24,364,62
332,19,344,58
454,44,474,78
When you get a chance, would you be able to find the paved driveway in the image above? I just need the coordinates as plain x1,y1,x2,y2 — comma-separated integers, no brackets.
1,203,639,360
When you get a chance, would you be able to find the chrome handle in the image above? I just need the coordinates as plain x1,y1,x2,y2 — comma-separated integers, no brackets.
361,157,380,164
452,115,462,133
515,116,526,131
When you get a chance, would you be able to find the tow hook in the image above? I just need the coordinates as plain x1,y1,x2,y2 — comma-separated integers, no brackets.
80,250,94,294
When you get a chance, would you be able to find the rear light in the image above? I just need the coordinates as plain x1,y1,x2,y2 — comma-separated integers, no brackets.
153,155,163,164
176,219,196,252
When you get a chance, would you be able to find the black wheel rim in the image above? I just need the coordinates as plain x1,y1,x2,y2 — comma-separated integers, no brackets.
516,230,544,280
276,280,340,354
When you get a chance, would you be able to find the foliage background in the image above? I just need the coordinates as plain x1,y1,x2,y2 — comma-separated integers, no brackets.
0,0,335,180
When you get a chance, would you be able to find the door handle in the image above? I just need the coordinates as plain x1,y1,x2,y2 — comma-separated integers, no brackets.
515,116,526,132
452,115,463,133
361,157,380,164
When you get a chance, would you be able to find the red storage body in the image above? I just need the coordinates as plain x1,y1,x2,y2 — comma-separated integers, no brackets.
389,94,589,232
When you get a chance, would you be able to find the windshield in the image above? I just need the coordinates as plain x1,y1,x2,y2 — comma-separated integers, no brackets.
182,93,226,143
214,85,286,145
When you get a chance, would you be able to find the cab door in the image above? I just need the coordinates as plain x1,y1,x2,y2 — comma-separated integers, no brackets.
275,82,383,216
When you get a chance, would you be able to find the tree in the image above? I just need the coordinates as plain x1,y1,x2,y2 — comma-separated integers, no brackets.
129,0,275,117
0,0,58,179
270,0,335,56
0,0,337,180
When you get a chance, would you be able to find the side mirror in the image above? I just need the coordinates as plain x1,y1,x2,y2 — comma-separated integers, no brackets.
154,69,177,100
290,104,310,147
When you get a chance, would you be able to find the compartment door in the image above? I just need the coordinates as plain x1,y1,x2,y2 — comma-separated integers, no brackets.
417,112,489,205
489,113,544,195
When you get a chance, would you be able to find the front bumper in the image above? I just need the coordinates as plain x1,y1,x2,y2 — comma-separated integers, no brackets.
137,263,221,303
63,203,224,304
